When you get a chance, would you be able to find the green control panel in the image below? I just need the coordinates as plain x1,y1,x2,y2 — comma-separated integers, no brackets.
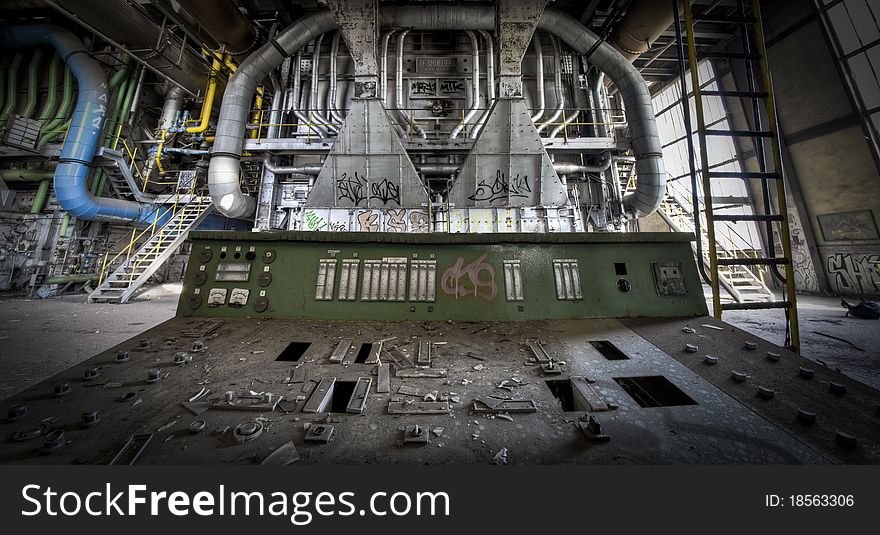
176,231,708,321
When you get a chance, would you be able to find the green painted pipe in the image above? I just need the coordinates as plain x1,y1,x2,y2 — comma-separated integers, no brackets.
39,66,72,142
59,214,70,237
0,168,55,181
20,48,43,118
37,53,61,123
0,52,23,123
30,179,50,214
44,273,97,284
92,71,131,196
40,117,70,144
95,65,138,197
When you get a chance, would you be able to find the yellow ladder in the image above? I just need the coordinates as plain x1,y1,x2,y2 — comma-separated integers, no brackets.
681,0,800,351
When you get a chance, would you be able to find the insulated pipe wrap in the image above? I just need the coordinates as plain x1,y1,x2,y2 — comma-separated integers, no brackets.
208,11,336,218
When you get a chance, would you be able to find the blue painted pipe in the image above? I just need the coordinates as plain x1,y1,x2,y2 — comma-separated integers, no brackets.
0,25,160,225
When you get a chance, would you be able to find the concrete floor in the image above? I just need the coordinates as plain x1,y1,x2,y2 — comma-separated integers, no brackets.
0,284,180,400
0,284,877,400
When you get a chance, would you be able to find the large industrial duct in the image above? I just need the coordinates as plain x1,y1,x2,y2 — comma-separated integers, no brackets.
208,6,664,219
610,0,681,62
538,10,665,216
0,25,158,224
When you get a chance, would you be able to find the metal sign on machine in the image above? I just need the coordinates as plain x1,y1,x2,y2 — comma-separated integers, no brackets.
415,56,457,74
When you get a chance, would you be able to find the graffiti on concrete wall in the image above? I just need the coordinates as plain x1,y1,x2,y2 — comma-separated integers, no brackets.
791,227,820,292
440,253,498,301
826,253,880,294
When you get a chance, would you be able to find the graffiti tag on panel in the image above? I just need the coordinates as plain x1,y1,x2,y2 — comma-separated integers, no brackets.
357,210,380,232
826,253,880,294
440,253,498,301
410,80,436,97
370,178,401,205
409,211,429,233
439,80,465,96
336,172,401,206
304,210,327,231
468,170,532,204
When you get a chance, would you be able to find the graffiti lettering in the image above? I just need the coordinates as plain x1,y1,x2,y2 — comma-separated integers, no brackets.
304,211,327,231
826,253,880,295
440,253,498,301
468,170,532,204
439,80,464,95
329,221,347,232
409,211,429,233
336,172,367,205
387,209,406,232
370,178,401,206
410,80,436,96
357,210,380,232
336,173,401,206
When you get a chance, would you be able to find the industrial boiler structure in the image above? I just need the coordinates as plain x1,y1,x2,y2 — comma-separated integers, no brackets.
0,0,878,465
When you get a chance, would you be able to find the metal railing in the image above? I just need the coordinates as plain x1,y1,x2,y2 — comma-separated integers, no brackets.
96,180,201,287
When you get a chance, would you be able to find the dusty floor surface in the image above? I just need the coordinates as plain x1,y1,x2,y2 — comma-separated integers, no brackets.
0,284,878,399
0,284,179,400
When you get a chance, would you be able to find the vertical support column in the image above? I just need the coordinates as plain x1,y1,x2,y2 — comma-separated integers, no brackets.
497,0,548,98
326,0,380,99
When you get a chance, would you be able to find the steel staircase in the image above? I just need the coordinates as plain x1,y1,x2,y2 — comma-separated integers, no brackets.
678,0,800,350
659,186,774,304
93,147,155,203
89,198,213,303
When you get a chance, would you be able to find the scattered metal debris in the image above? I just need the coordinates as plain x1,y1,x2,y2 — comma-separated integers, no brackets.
302,378,335,413
396,368,447,378
188,387,210,403
213,392,283,412
387,401,450,414
81,409,99,427
492,447,508,465
261,441,301,465
109,433,153,464
346,377,372,414
578,415,610,442
473,399,537,414
376,363,391,393
233,421,264,443
403,425,430,445
329,339,353,363
304,424,334,443
157,419,178,432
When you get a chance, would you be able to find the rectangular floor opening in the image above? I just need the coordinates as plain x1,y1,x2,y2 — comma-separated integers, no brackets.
590,340,629,360
614,376,697,408
329,381,358,413
275,341,311,362
546,379,577,411
354,343,373,363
